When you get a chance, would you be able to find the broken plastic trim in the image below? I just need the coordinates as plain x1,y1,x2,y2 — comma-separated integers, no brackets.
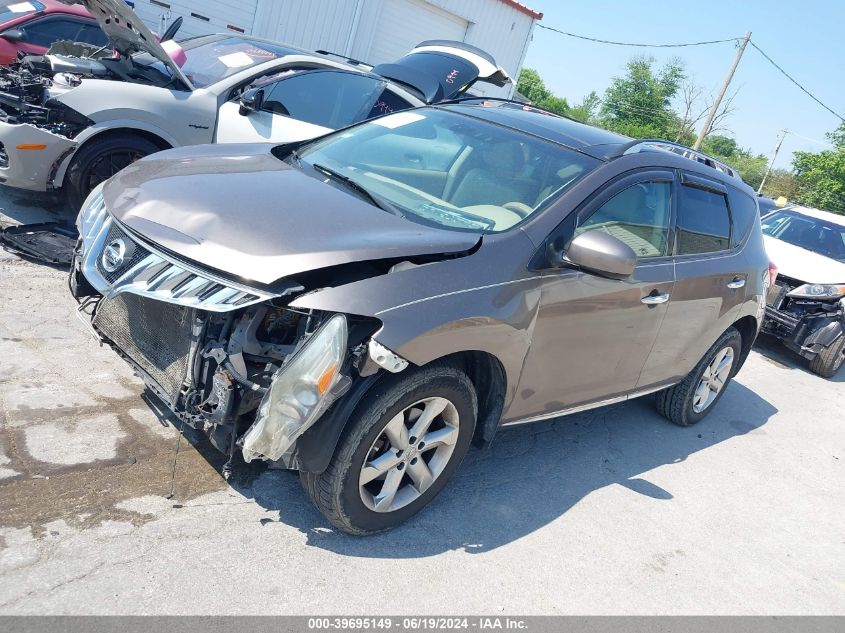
368,338,409,373
241,314,351,463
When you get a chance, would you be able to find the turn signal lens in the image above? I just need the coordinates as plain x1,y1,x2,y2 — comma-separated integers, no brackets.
316,363,338,395
767,262,778,287
16,144,47,150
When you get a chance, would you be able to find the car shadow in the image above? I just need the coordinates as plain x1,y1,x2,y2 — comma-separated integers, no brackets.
753,333,845,383
226,379,777,556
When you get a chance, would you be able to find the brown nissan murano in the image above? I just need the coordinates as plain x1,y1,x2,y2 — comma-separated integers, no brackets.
70,100,770,534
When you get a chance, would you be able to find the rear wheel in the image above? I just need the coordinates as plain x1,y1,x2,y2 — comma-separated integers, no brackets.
300,364,477,535
656,327,742,427
65,134,162,211
809,335,845,378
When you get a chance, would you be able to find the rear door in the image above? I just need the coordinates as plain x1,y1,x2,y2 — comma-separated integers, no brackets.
639,172,746,388
215,69,411,144
372,40,511,103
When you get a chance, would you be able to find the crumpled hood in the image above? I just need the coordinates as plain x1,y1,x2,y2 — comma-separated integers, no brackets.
102,144,481,285
764,235,845,284
57,0,193,89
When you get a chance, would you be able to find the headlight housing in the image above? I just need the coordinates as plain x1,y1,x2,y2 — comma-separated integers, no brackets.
242,314,349,463
786,283,845,300
75,182,107,243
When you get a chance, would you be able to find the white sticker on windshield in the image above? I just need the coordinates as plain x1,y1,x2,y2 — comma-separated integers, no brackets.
372,112,426,129
218,52,255,69
7,2,36,12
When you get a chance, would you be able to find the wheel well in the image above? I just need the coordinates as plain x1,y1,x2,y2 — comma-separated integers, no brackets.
430,350,507,447
731,315,759,372
79,128,173,153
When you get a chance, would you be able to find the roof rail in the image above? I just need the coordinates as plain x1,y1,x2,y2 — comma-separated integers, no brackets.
314,49,372,69
613,139,740,180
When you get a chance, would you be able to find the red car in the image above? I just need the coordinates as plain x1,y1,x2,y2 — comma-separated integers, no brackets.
0,0,107,65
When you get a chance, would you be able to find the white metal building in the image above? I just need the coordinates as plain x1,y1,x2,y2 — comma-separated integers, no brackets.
131,0,542,96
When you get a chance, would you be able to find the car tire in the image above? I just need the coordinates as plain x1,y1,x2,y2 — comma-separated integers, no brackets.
299,363,477,535
656,327,743,427
809,335,845,379
65,134,162,211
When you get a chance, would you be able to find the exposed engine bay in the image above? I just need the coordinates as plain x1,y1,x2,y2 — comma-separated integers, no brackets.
0,47,181,136
82,286,385,473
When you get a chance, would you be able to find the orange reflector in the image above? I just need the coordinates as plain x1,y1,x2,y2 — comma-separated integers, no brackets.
316,364,337,395
16,144,47,150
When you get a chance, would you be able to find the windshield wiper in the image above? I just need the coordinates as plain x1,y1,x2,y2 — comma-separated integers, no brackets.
311,163,403,217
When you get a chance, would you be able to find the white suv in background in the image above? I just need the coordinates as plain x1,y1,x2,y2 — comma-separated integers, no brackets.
761,205,845,377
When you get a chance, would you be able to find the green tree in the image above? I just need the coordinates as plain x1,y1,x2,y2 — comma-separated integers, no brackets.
792,122,845,214
516,68,570,116
600,56,685,139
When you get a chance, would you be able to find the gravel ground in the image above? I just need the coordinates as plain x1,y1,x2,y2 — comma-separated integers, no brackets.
0,189,843,615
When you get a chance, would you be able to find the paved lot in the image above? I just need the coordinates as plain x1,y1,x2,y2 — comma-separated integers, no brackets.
0,190,843,615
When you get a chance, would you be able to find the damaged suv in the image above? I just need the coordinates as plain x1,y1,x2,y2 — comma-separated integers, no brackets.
71,101,769,534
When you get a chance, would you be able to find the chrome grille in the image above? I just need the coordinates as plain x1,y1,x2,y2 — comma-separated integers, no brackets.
80,215,277,312
95,223,151,284
93,294,193,404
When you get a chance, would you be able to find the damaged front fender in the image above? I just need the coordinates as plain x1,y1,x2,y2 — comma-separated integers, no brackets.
0,121,77,191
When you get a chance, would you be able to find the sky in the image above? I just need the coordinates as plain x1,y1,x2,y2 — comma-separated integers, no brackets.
520,0,845,169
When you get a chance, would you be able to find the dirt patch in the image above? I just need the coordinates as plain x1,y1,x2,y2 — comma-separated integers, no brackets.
0,391,235,537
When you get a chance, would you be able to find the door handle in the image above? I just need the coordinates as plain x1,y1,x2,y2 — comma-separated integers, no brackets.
641,291,670,305
727,277,746,289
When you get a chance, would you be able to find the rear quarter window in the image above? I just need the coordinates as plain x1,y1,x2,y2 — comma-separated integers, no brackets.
728,188,758,248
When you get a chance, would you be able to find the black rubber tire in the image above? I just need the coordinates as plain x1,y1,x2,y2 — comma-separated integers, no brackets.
656,327,743,427
809,335,845,379
65,133,162,212
300,364,477,535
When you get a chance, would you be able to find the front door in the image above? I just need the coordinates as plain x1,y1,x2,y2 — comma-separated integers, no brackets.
506,171,677,422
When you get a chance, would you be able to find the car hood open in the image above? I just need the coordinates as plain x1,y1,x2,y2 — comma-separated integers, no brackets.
102,144,481,285
764,235,845,284
57,0,193,90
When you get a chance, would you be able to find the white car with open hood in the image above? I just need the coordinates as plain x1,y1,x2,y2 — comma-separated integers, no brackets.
761,205,845,378
0,0,510,207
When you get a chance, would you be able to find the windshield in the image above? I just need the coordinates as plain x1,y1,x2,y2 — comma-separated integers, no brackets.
179,36,300,89
0,1,44,23
295,108,600,233
762,210,845,263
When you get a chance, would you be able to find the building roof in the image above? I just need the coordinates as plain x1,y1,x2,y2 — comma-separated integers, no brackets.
498,0,543,20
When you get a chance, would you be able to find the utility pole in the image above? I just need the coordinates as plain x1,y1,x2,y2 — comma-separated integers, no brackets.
757,129,789,195
693,31,752,150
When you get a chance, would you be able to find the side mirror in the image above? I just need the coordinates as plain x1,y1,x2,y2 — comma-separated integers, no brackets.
239,87,265,116
2,28,26,43
550,229,637,279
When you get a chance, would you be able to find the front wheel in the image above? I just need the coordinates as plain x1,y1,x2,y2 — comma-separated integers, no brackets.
300,364,477,535
65,134,162,211
656,327,742,427
809,335,845,378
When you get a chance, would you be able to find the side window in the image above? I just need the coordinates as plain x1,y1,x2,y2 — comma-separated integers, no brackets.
262,71,386,129
366,89,413,120
728,189,758,248
576,180,672,258
20,18,83,48
75,23,109,48
676,184,732,254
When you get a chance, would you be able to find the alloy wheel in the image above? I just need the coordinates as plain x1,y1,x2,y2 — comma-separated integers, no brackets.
359,397,460,513
692,346,735,413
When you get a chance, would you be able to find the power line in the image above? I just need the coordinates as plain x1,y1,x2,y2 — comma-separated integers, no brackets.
535,24,740,48
748,41,845,123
